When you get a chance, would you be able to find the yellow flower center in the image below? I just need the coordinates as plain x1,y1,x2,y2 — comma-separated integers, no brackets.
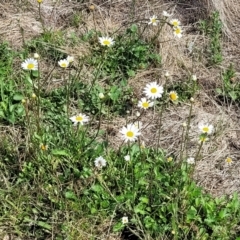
152,18,156,23
226,157,232,163
202,127,209,133
61,63,67,68
103,40,110,46
126,131,134,138
142,102,149,108
27,63,35,69
150,87,157,93
167,157,173,162
175,28,181,34
41,145,47,151
76,116,83,121
170,92,178,101
173,21,178,27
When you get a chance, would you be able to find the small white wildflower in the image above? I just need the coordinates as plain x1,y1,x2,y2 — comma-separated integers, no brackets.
119,123,141,142
94,156,107,169
66,55,74,63
169,91,178,102
170,19,181,27
70,113,89,126
186,157,195,164
148,15,159,26
137,97,154,110
198,122,214,135
124,155,130,161
21,58,38,71
173,27,183,38
162,11,172,17
143,82,164,100
99,37,115,47
122,216,128,224
58,59,69,68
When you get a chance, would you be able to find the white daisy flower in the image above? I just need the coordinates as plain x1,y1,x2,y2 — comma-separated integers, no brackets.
58,59,69,68
99,37,115,47
186,157,195,164
198,122,214,135
173,27,183,38
94,156,107,169
170,19,181,27
120,123,141,142
143,82,164,99
162,11,172,17
169,91,178,101
122,216,128,224
21,58,38,71
148,15,159,26
124,155,130,161
138,97,154,110
66,55,74,63
70,113,89,126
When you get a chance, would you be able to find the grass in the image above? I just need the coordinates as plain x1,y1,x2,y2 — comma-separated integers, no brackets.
0,0,240,239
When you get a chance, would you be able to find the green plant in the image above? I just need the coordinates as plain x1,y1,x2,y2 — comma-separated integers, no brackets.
0,43,25,123
216,64,240,103
87,24,161,82
199,11,223,65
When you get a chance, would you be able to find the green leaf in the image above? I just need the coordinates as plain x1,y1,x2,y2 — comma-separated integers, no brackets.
139,197,149,204
229,91,237,100
215,88,223,94
37,221,52,230
113,222,124,232
127,70,135,77
130,24,138,33
13,93,24,101
51,149,70,157
91,184,103,193
32,70,39,78
26,75,33,85
65,191,77,201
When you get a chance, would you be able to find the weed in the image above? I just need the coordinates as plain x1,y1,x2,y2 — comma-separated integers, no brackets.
199,11,223,65
216,64,240,103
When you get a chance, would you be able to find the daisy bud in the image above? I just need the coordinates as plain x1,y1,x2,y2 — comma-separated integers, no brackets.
98,93,104,99
34,53,40,59
192,75,197,81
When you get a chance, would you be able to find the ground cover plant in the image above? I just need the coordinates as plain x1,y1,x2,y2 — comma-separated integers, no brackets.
0,0,240,239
